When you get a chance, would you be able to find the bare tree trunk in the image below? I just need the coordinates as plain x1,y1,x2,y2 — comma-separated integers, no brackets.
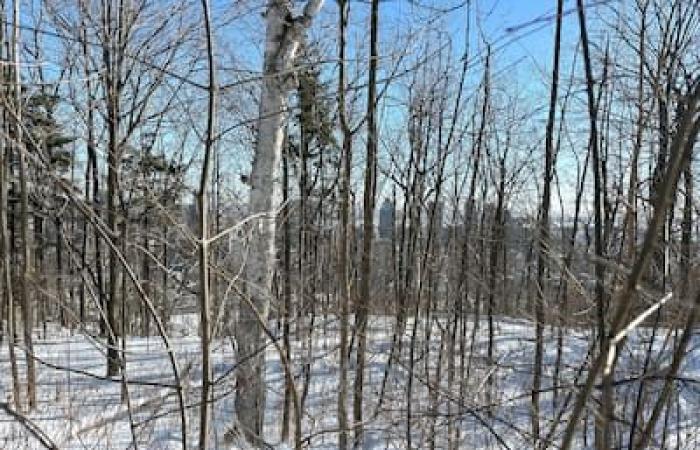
297,87,312,420
198,0,216,446
14,0,37,409
235,1,323,446
55,215,66,328
533,0,562,442
280,131,292,442
464,45,489,388
139,211,149,334
103,0,122,377
336,0,351,446
35,212,46,338
80,10,104,334
405,160,424,450
79,145,89,326
1,50,21,408
119,218,128,404
571,2,609,447
550,68,585,415
625,6,650,446
353,0,379,445
487,152,506,411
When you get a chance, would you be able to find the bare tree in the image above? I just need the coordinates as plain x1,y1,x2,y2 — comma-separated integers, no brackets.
13,0,38,410
557,76,700,450
235,0,324,446
532,0,563,443
354,0,379,446
336,0,352,447
197,0,217,446
1,0,21,409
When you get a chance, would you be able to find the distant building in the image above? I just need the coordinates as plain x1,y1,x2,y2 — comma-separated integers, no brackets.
379,198,395,240
183,200,198,231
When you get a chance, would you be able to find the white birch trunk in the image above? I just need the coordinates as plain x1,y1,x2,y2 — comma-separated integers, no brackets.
234,0,323,445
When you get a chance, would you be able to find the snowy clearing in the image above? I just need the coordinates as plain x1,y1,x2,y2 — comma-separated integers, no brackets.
1,316,699,449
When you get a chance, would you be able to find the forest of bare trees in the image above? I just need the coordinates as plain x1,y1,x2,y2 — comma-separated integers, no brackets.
0,0,699,448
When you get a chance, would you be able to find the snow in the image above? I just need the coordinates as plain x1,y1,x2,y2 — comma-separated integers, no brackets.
1,315,699,448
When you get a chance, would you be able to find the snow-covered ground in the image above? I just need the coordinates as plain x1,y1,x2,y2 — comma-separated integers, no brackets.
1,315,699,449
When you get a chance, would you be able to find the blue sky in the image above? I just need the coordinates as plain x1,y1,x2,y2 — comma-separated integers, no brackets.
20,0,605,216
192,0,599,216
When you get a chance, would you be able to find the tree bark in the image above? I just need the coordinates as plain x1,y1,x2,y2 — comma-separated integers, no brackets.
198,0,216,446
103,0,122,378
14,0,37,409
354,0,379,445
235,1,324,446
1,60,21,410
533,0,562,443
336,0,351,447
